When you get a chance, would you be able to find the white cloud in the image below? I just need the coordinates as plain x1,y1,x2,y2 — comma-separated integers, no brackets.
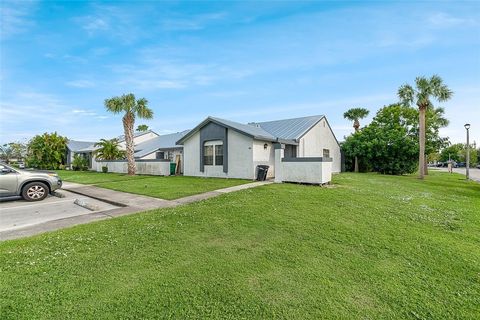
0,1,36,39
66,80,95,88
428,12,477,28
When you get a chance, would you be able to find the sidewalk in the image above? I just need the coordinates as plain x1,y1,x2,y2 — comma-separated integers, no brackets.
1,180,272,241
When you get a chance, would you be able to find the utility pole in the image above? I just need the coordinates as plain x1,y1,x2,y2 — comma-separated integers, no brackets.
464,123,470,180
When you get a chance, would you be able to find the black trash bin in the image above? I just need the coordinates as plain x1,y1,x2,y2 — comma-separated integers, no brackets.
256,165,269,181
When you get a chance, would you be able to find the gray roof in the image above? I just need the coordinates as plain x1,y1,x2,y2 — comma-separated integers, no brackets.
67,140,96,152
177,115,326,145
134,130,190,158
255,115,324,140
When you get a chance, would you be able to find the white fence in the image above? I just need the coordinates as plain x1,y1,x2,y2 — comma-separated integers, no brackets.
94,159,171,176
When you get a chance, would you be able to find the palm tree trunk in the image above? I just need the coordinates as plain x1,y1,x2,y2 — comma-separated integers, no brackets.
123,113,136,175
418,107,426,179
354,122,360,173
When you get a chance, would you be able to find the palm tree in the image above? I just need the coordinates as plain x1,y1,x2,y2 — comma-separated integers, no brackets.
94,139,125,160
136,124,149,132
104,94,153,175
343,107,369,172
398,75,452,179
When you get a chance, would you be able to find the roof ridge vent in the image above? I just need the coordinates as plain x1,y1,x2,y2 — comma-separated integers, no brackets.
248,122,260,128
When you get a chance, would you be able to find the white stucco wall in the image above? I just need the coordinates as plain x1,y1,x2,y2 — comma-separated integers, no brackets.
281,160,332,184
297,118,341,173
118,132,159,150
139,148,183,172
93,160,170,176
183,129,255,179
252,140,275,179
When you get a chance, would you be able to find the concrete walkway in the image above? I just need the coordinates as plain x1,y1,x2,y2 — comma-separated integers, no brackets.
1,180,272,241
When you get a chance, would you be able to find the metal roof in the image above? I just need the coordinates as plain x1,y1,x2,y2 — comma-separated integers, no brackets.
209,117,276,141
177,115,325,145
255,115,324,140
116,130,158,143
67,140,96,152
134,130,190,158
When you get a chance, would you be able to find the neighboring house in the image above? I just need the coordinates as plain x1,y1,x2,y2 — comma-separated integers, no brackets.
68,130,161,169
66,140,96,168
176,115,341,180
133,130,190,173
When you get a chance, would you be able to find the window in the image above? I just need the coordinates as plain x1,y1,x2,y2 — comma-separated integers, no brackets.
156,151,165,159
215,145,223,165
285,145,297,158
323,149,330,158
204,141,223,166
204,145,213,165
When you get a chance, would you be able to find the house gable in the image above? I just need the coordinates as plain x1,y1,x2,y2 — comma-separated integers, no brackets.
199,122,228,173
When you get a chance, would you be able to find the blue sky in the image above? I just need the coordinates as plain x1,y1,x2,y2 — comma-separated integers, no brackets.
1,0,479,145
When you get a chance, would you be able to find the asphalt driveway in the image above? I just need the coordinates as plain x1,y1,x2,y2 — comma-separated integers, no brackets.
0,190,119,235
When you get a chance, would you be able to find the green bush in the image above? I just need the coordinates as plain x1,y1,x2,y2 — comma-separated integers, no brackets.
72,154,89,171
342,104,418,175
102,166,108,173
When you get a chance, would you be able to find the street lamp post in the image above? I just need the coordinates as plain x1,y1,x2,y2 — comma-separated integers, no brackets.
464,123,470,180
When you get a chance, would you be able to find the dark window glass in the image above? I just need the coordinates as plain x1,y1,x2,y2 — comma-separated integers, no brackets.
204,145,213,165
215,145,223,165
156,151,165,159
323,149,330,158
285,145,297,158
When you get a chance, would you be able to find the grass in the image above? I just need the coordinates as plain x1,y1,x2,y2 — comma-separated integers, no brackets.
56,170,251,200
1,171,479,319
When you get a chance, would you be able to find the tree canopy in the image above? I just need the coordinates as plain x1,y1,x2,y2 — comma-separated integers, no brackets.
94,139,125,161
26,132,68,169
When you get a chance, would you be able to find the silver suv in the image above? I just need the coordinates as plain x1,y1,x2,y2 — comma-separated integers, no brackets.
0,162,62,201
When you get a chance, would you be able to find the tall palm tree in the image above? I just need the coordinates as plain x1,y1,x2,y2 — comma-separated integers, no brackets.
104,94,153,175
343,107,369,172
398,75,452,179
94,139,125,160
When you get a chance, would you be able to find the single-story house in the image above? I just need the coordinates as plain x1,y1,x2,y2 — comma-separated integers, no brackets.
132,130,190,173
66,140,96,168
67,130,159,169
176,115,341,180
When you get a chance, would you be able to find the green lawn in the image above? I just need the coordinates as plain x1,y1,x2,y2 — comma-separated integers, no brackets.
1,172,479,319
56,170,251,200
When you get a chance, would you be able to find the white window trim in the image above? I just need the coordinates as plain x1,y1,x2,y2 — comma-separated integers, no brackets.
204,141,223,166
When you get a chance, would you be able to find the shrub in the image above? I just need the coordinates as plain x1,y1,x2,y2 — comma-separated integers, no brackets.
72,154,89,171
102,166,108,173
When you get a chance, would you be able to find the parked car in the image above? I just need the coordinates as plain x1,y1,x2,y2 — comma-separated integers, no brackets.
0,162,62,201
456,162,466,168
17,161,25,169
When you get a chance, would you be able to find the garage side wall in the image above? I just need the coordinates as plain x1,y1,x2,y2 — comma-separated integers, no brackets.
298,118,341,173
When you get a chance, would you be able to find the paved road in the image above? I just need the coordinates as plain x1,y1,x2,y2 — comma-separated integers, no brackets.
434,167,480,182
0,190,118,234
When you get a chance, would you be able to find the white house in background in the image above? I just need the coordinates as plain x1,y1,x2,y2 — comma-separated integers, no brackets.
129,130,190,172
176,115,341,180
66,130,169,169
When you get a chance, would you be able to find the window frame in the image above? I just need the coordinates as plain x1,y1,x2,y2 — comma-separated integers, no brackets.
204,140,224,166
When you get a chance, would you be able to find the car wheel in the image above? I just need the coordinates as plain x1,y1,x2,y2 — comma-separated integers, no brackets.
22,182,49,201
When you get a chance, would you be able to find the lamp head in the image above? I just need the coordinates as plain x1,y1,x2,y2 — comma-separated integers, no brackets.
464,123,471,130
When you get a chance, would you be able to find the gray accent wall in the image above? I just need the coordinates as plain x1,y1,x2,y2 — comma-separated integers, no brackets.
282,157,333,162
199,122,228,173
